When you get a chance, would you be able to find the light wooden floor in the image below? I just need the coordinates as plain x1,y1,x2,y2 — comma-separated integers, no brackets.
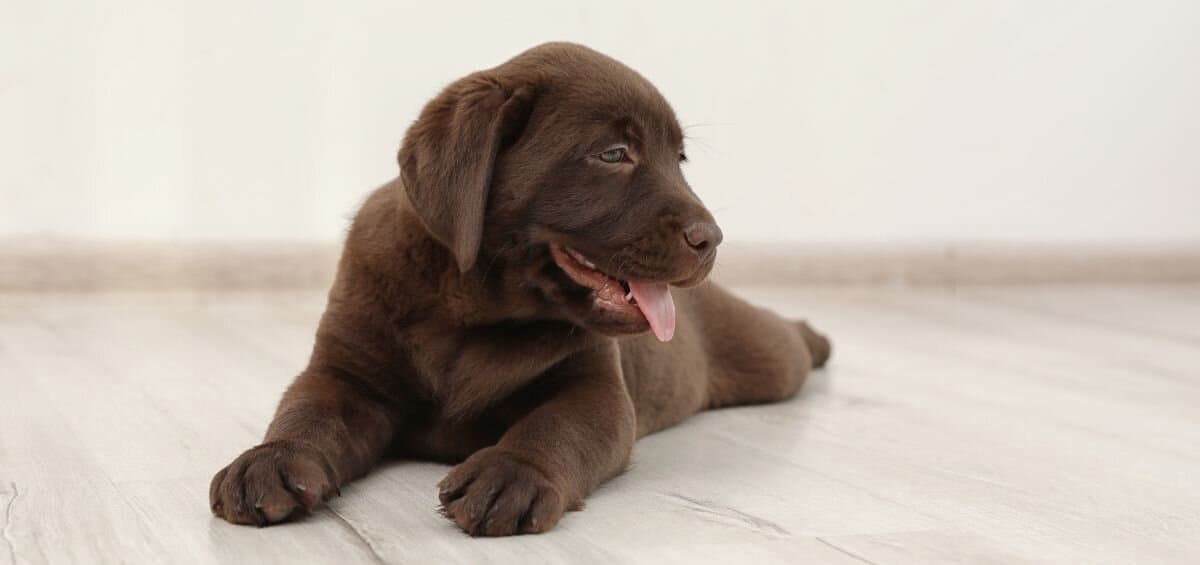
2,285,1198,564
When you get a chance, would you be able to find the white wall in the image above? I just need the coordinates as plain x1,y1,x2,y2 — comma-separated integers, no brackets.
3,0,1199,244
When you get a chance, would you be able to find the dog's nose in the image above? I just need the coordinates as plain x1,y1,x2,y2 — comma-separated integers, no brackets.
683,222,723,254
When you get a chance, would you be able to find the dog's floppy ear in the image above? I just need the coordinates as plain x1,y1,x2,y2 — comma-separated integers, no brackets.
398,73,534,273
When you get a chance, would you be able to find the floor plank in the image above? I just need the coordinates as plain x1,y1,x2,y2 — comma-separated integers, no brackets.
1,286,1198,563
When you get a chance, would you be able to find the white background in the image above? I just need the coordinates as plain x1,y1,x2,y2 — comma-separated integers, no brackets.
3,0,1198,244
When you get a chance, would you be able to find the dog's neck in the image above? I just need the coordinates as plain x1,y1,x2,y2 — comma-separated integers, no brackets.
339,178,557,331
315,178,598,416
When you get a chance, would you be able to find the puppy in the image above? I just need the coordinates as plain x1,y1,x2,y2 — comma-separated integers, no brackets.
209,42,831,536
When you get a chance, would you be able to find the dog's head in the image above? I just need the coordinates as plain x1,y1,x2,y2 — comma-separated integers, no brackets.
398,43,720,342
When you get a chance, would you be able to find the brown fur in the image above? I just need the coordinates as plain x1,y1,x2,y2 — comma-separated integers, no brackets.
209,42,831,536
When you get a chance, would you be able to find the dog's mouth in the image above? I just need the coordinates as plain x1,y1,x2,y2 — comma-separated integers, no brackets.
548,244,676,342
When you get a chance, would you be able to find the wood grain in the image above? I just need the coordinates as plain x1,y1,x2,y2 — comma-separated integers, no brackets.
0,285,1198,563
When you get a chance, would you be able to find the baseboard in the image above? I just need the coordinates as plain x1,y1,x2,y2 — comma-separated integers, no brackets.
1,238,1198,291
0,239,341,292
711,241,1200,286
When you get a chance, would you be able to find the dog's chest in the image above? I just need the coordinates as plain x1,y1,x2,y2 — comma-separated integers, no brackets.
405,319,590,413
394,408,505,463
394,378,560,462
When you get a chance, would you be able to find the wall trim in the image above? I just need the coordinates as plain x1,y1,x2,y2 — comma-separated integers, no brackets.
1,238,1198,291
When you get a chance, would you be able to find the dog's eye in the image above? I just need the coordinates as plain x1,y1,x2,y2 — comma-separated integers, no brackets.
598,148,626,163
679,151,688,162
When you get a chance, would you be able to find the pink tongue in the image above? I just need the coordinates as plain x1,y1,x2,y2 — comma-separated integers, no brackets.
628,282,676,342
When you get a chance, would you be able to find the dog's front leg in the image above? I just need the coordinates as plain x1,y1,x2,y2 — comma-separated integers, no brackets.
438,342,635,536
209,367,395,526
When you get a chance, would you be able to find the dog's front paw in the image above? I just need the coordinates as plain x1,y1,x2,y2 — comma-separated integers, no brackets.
438,447,570,536
209,440,339,526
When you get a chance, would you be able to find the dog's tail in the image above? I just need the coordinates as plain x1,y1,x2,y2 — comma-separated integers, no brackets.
795,320,832,369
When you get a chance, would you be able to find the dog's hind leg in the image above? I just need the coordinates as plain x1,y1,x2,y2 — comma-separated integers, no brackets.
688,284,832,409
794,319,832,369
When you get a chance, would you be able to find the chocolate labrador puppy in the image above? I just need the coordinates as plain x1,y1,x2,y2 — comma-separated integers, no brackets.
209,42,831,536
